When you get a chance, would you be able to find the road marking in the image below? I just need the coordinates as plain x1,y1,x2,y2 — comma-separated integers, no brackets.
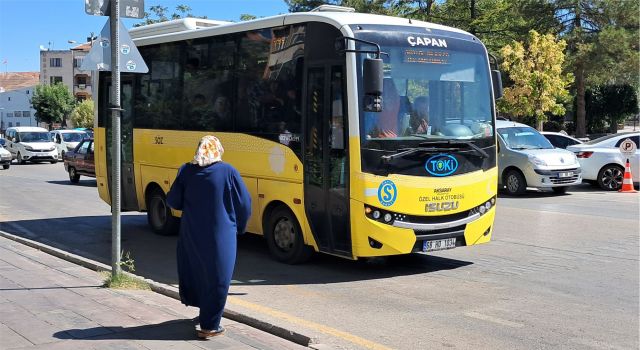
499,205,638,221
465,311,524,328
228,296,393,350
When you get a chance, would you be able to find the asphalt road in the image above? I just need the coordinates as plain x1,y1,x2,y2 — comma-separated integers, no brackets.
1,162,638,350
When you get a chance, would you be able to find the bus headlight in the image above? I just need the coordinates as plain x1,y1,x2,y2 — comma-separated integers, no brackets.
383,213,392,222
372,210,381,219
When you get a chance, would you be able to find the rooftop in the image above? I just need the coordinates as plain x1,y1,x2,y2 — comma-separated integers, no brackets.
0,72,39,93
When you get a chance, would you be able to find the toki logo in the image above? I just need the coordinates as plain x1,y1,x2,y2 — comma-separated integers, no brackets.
425,154,459,177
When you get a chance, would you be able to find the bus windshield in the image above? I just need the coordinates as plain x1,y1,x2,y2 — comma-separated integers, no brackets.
354,29,495,175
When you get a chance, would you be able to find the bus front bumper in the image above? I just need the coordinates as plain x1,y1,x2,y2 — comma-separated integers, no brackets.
351,200,495,258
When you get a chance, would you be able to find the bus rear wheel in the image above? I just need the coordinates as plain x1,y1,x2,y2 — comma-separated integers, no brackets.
266,206,312,264
146,188,179,236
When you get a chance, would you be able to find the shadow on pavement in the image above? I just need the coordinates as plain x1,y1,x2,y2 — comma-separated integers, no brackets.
47,180,97,187
54,319,198,341
0,216,473,287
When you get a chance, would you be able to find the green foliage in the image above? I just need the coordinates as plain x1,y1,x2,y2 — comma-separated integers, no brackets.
240,14,257,21
498,30,573,130
30,83,76,127
586,84,639,134
135,4,207,27
69,99,94,129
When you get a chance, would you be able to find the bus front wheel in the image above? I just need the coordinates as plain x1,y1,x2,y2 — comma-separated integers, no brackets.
146,189,179,236
266,206,312,264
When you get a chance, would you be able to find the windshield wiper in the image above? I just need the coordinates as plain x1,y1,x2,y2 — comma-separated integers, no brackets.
381,147,459,164
418,140,489,159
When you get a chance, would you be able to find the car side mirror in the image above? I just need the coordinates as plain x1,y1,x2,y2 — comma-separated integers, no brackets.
491,70,503,100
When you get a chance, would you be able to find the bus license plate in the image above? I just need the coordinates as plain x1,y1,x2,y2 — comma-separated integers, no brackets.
423,238,456,252
558,171,573,178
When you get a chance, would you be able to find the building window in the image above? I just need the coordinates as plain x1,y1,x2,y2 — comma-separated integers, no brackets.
50,57,62,67
77,76,87,85
7,122,12,127
74,57,84,68
7,97,10,101
15,122,20,127
50,76,63,84
14,111,22,118
23,111,30,118
26,90,29,94
7,113,13,118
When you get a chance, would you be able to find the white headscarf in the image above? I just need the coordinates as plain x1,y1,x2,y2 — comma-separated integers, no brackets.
191,135,224,167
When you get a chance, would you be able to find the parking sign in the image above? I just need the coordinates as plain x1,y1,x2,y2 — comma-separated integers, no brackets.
619,138,637,157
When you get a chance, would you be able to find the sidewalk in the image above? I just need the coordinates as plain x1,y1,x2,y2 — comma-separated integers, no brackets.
0,236,308,350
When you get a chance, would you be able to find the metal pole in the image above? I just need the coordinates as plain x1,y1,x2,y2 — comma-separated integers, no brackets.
110,0,122,276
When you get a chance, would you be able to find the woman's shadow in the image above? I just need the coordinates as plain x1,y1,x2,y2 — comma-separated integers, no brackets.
54,318,201,341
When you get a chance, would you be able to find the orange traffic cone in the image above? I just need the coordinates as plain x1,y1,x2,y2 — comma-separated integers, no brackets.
619,159,637,193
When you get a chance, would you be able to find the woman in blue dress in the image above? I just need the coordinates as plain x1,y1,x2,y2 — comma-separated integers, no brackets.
167,135,252,339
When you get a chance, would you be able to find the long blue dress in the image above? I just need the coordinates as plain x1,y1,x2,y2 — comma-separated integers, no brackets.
167,162,251,330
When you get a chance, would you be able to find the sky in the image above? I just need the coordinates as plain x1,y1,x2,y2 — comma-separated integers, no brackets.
0,0,290,72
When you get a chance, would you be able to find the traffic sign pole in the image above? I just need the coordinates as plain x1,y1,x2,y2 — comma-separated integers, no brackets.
110,0,122,276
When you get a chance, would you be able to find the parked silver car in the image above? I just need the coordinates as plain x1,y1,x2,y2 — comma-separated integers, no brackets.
567,132,639,190
497,120,582,195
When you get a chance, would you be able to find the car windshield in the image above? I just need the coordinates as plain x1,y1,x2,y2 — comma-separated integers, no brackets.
498,127,553,150
62,132,86,142
18,132,50,142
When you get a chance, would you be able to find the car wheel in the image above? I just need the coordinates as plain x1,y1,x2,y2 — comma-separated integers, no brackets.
597,164,624,191
60,150,65,160
2,164,9,170
68,167,80,183
146,188,179,236
552,186,568,194
504,169,526,196
265,206,313,264
16,152,25,165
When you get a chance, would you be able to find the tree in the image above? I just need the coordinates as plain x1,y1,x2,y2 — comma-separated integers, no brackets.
70,99,94,129
498,30,573,130
586,84,638,134
30,83,76,128
550,0,639,138
135,4,206,27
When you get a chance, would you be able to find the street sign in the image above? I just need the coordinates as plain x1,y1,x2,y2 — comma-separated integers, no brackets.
85,0,144,19
80,19,148,73
619,138,637,156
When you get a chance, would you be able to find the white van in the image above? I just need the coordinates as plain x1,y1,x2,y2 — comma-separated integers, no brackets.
50,129,87,160
4,126,58,164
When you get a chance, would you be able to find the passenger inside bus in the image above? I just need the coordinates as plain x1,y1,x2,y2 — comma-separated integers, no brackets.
407,96,431,135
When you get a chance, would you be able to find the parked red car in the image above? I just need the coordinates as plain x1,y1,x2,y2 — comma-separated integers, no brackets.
63,138,95,183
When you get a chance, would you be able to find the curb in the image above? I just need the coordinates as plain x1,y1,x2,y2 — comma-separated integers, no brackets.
0,230,314,347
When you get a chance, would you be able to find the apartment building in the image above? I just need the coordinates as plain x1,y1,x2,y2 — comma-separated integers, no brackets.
39,43,92,101
0,72,40,132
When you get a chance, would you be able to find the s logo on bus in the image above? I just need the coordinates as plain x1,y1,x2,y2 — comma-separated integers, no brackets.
425,154,459,177
378,180,397,207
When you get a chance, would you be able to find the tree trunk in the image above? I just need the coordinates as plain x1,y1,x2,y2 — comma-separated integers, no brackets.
469,0,477,35
537,117,544,131
575,62,586,138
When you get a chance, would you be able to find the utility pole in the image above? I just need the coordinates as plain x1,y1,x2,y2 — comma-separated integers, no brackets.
110,0,122,276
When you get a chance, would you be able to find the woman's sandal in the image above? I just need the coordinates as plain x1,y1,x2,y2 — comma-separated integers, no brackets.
197,326,226,339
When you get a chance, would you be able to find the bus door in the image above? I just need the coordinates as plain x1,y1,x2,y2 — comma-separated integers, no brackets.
104,77,138,211
304,65,351,257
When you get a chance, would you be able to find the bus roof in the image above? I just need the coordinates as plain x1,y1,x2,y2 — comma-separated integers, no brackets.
132,8,474,47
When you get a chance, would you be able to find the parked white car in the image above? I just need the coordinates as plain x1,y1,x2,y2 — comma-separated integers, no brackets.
0,144,11,169
4,126,58,164
50,129,88,160
497,120,582,195
540,131,583,149
567,132,639,190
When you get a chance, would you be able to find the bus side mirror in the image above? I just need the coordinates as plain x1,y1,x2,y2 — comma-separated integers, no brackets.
491,70,503,100
363,58,383,112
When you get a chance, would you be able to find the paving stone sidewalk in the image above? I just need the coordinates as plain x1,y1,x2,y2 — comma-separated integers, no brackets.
0,236,307,350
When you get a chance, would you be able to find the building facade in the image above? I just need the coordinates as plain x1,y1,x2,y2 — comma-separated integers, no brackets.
39,43,92,101
0,86,39,131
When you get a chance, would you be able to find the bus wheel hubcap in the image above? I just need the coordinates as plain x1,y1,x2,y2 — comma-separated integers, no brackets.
153,198,166,226
274,218,295,251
